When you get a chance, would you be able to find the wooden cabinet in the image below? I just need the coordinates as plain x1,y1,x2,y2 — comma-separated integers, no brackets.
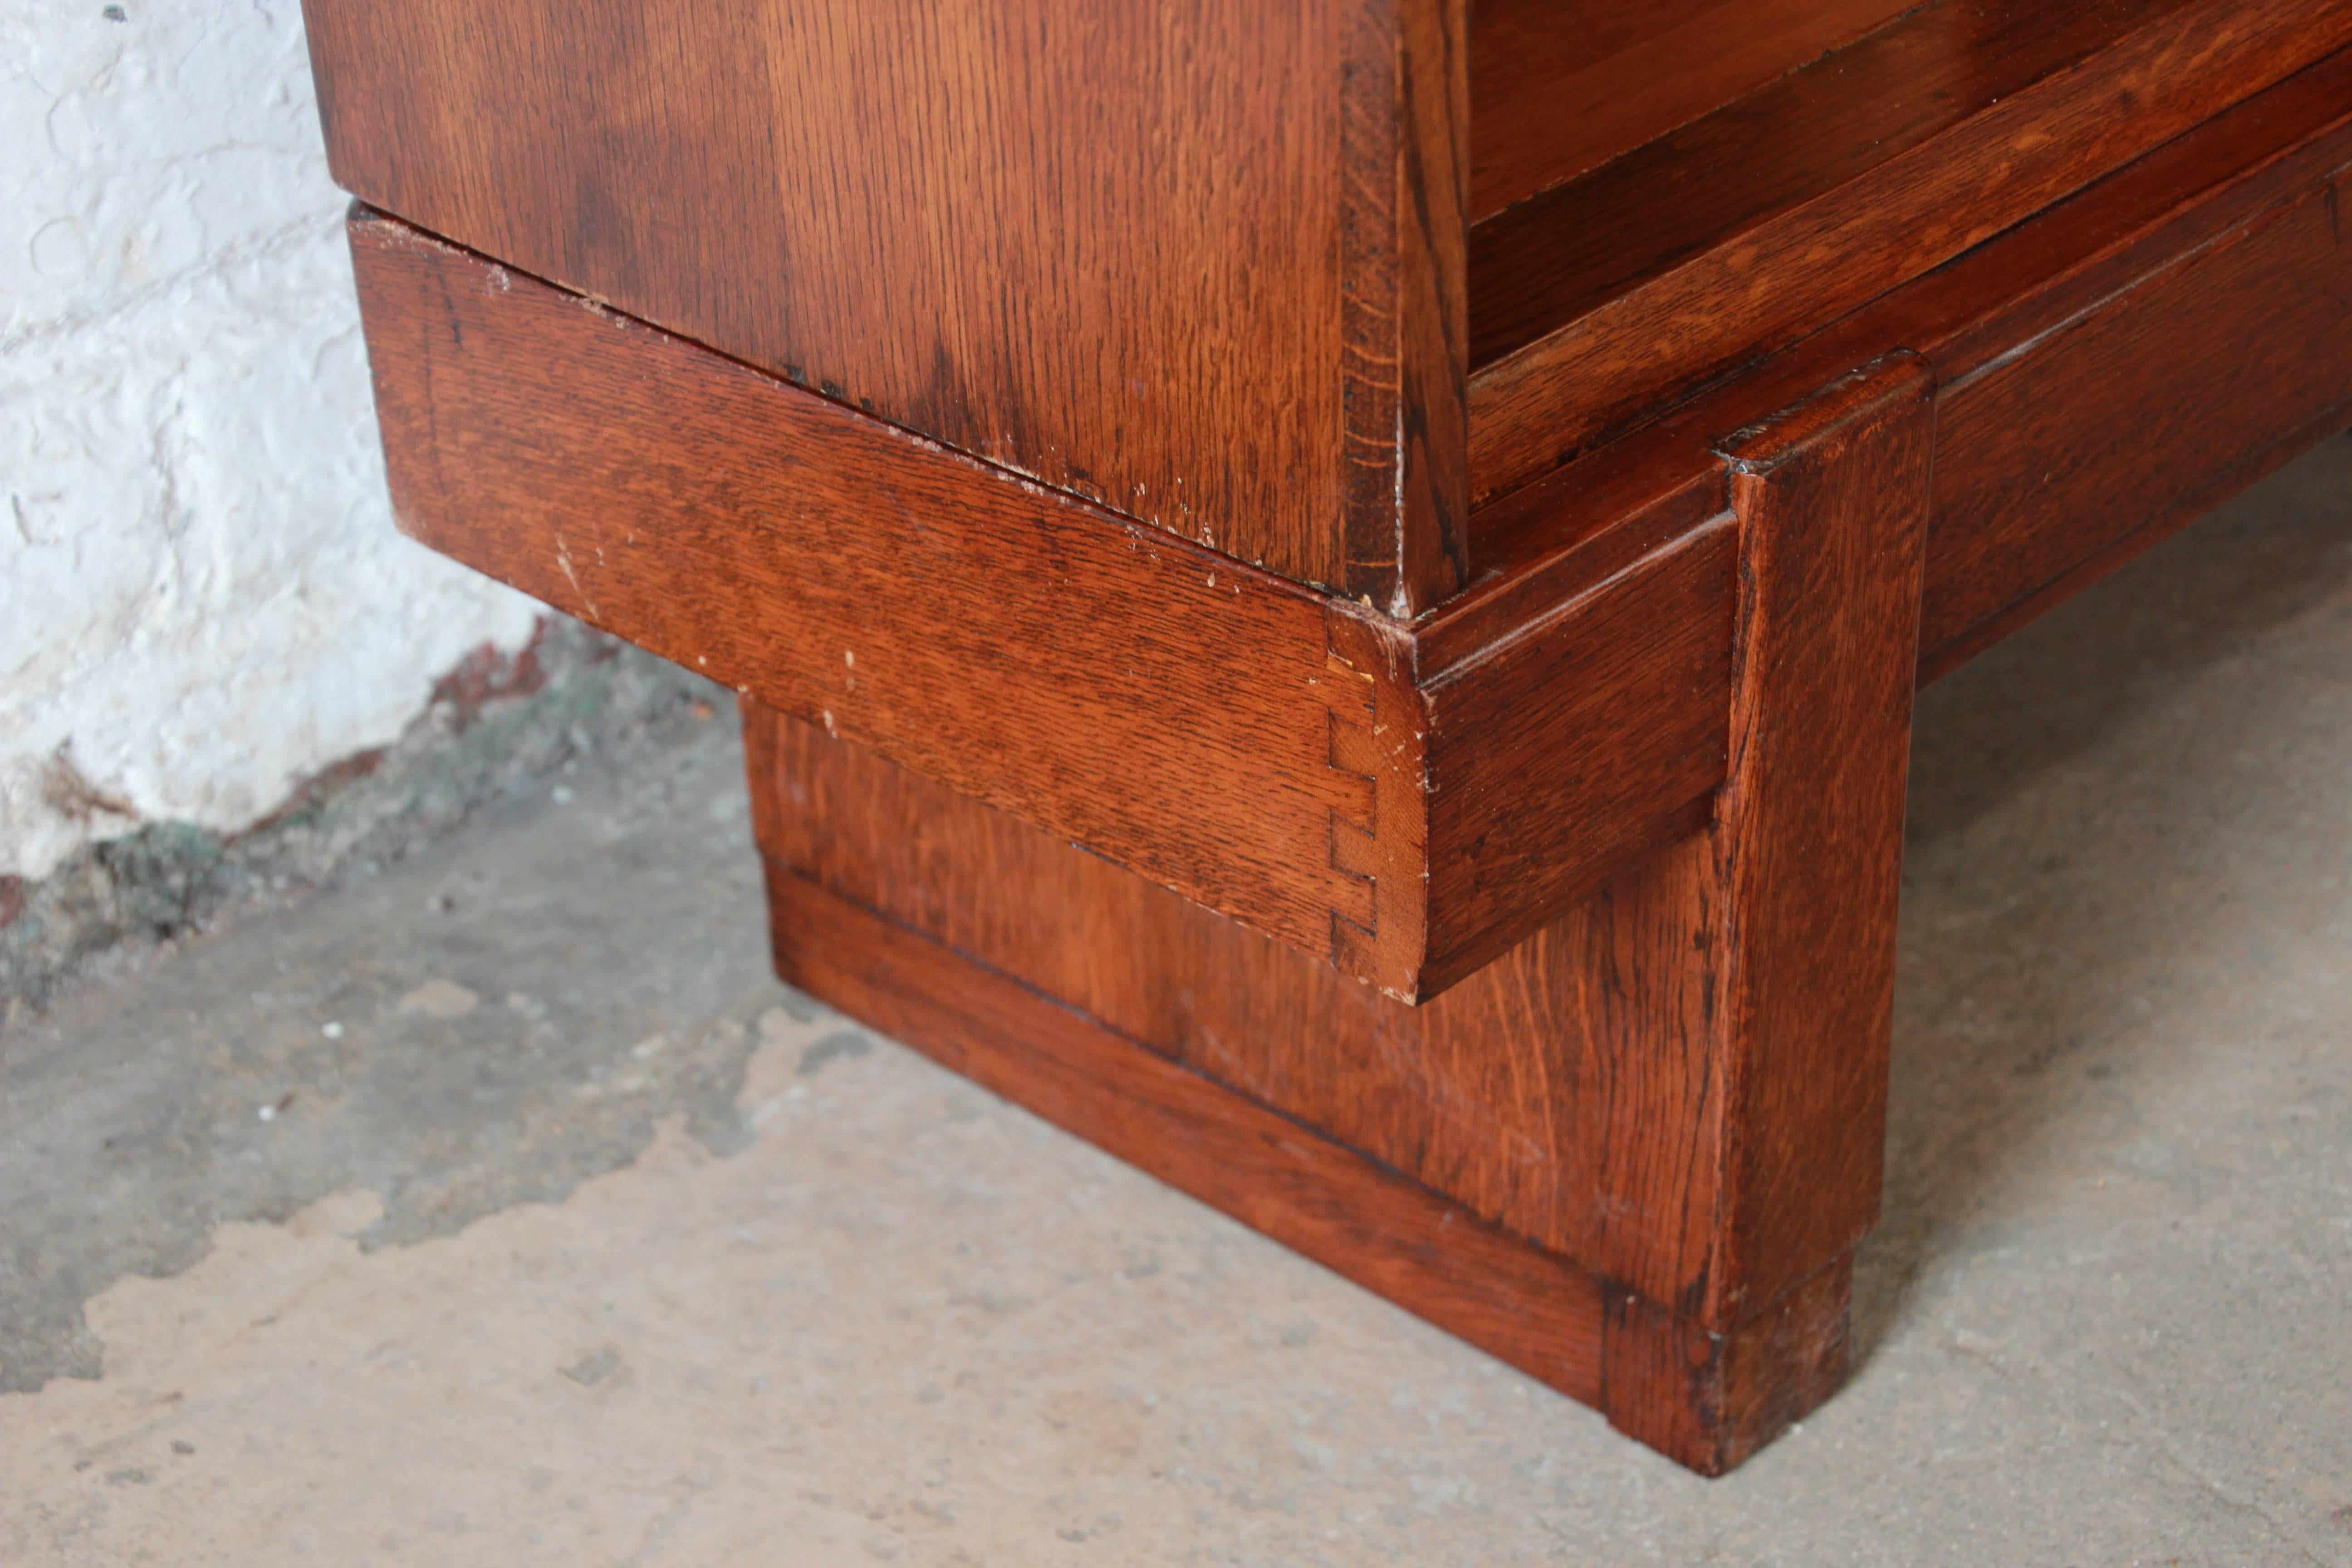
304,0,2352,1471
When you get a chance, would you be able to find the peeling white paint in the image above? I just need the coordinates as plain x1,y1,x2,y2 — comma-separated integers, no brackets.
1,0,540,879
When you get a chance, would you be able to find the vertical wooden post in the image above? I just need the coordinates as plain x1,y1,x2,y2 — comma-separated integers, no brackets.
1597,354,1936,1472
1341,0,1470,615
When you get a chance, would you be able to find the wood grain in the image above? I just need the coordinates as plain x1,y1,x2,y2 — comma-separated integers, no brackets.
1343,0,1473,612
1923,169,2352,672
352,207,1742,1000
748,700,1682,1287
1703,358,1932,1318
1417,518,1734,995
303,0,1468,608
1426,361,1932,1322
352,41,2352,1002
1470,0,1916,220
1463,42,2352,685
1467,0,2352,500
760,849,1617,1410
729,367,1932,1478
323,0,2352,1478
763,838,1865,1474
350,211,1387,979
1602,1256,1852,1477
745,568,1916,1327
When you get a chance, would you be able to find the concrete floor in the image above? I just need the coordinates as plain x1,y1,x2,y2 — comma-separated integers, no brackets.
5,441,2352,1565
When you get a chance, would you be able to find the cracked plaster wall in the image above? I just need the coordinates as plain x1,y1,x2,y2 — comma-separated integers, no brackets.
1,0,540,882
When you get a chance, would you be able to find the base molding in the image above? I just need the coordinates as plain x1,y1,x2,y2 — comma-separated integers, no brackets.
762,852,1851,1476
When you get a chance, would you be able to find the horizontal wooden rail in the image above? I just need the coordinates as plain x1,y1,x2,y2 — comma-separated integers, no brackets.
353,212,1717,1002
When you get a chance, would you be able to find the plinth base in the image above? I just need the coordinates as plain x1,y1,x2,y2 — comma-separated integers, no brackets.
749,706,1860,1476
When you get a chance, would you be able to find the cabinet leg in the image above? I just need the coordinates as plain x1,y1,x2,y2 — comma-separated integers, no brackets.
742,357,1933,1475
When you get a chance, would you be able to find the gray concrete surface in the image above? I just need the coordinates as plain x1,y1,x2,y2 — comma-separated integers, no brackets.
4,439,2352,1564
2,619,712,1012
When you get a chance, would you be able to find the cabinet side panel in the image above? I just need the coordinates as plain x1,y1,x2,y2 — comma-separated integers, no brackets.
304,0,1355,587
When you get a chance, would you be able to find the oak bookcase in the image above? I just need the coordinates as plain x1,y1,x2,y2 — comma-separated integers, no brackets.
302,0,2352,1471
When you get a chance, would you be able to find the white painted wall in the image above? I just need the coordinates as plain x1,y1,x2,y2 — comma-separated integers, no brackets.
2,0,540,882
